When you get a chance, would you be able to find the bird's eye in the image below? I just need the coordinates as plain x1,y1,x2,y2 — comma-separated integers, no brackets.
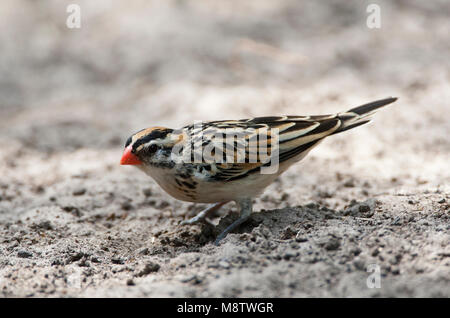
148,144,158,154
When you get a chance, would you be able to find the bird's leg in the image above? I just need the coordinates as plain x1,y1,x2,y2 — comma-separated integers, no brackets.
215,198,252,246
180,202,227,225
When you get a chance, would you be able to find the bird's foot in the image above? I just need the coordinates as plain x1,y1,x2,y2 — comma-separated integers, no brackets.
214,198,252,246
180,202,226,226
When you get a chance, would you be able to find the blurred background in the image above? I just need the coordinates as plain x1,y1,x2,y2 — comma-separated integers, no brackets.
0,0,449,193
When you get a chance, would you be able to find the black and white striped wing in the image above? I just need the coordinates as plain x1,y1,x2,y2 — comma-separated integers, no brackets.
181,115,341,181
181,97,397,181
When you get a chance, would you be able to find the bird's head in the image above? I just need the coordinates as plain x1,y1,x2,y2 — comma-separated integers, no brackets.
120,127,180,168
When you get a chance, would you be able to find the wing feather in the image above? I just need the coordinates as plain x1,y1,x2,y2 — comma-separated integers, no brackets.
187,116,342,181
177,97,397,181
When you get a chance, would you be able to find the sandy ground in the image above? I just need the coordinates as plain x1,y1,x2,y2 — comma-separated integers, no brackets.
0,0,449,297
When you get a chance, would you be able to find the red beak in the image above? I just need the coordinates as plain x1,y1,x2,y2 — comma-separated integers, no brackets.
120,145,142,165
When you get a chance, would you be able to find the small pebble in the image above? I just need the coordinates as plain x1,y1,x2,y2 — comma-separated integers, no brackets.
295,235,308,243
324,238,340,251
343,180,355,187
353,258,365,271
17,250,33,258
72,188,86,196
111,257,124,265
121,202,134,211
136,262,160,277
142,188,153,197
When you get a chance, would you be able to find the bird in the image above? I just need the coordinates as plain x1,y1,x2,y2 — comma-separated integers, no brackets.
120,97,397,245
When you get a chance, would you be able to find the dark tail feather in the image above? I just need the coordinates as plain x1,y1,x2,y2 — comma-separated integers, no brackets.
332,97,398,135
347,97,398,115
